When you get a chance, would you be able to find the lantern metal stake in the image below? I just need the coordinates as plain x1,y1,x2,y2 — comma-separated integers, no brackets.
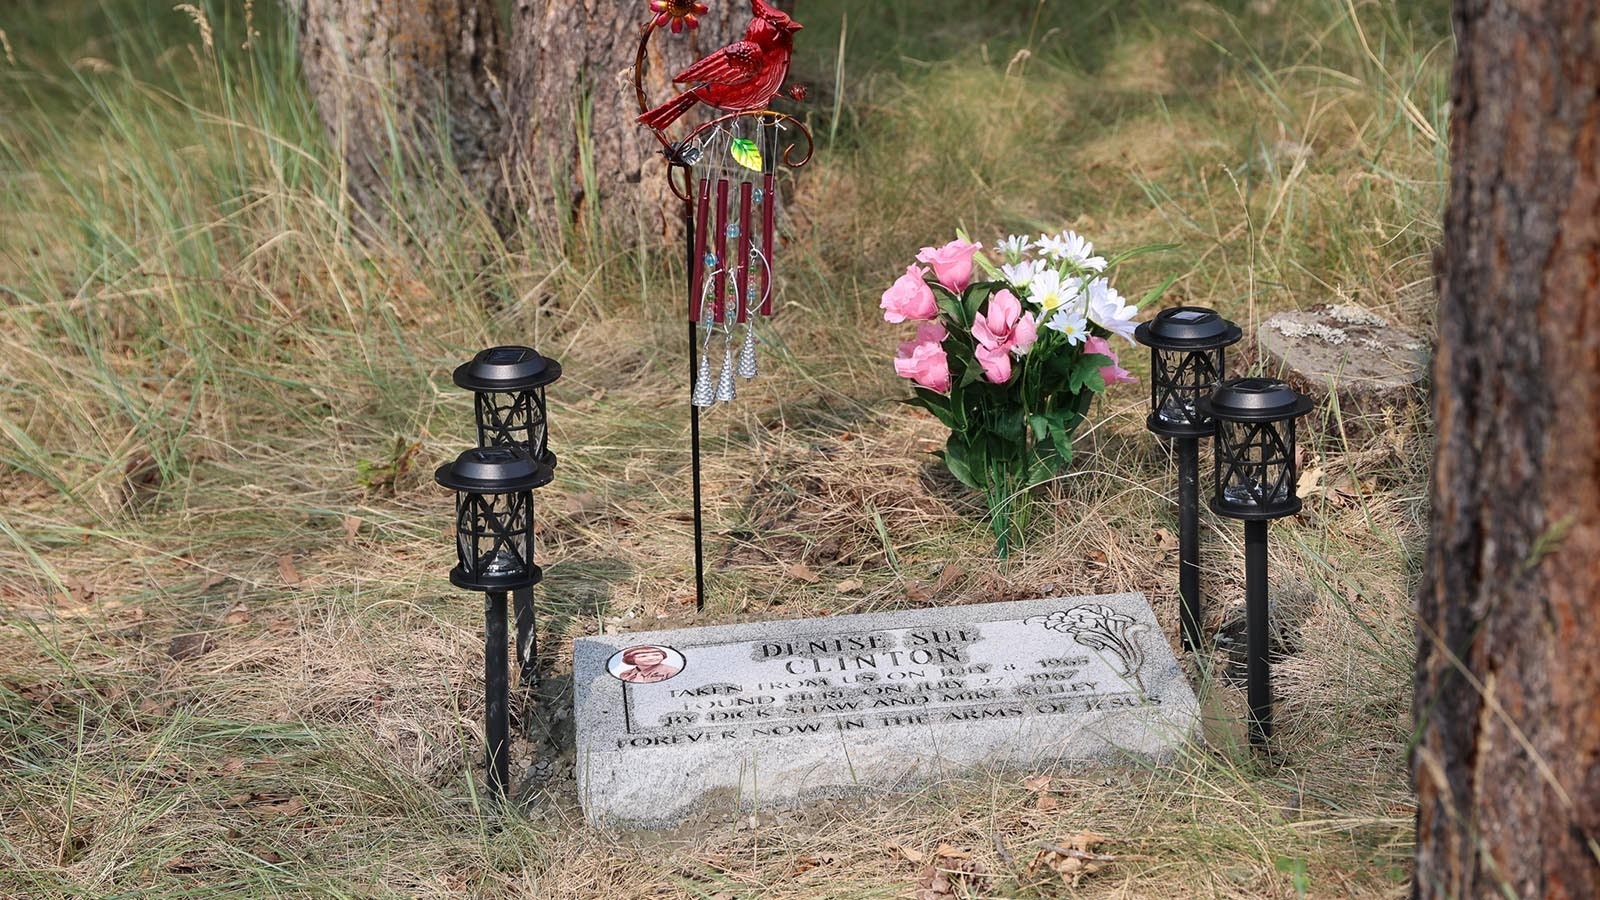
437,447,552,799
683,193,708,611
1198,378,1313,748
454,347,562,681
1134,307,1242,655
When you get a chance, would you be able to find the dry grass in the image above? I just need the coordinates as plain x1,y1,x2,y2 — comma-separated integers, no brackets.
0,0,1446,896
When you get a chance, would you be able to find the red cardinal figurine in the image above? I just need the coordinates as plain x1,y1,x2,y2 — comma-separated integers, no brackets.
638,0,802,132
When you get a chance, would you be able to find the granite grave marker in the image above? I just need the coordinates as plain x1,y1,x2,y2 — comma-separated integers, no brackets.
574,593,1198,827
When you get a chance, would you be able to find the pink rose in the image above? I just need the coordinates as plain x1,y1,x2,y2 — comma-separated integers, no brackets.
971,290,1038,384
881,265,937,323
1085,336,1137,386
894,322,951,393
916,239,983,293
975,343,1014,384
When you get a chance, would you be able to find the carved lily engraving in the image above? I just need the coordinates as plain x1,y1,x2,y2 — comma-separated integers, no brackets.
1027,604,1148,695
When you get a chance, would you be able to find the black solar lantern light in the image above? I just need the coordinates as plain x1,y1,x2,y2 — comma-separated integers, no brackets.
1134,307,1242,655
454,346,563,682
1197,378,1313,748
436,446,552,799
455,345,563,467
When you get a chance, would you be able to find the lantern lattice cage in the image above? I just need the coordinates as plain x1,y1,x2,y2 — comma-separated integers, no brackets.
454,346,563,467
455,488,535,589
1200,377,1314,521
475,387,550,462
436,446,551,592
1134,307,1243,438
1151,348,1227,433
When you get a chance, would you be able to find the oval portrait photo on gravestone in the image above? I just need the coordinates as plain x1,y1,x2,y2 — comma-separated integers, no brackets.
607,645,686,684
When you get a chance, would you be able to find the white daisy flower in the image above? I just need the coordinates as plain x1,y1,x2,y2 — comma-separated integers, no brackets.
1046,308,1090,345
1001,259,1038,291
1028,268,1067,312
1036,232,1071,260
1039,230,1107,271
995,234,1034,263
1086,278,1139,341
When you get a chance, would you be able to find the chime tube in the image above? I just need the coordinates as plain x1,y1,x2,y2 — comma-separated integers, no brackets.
761,172,776,316
1244,520,1272,746
713,180,729,323
690,179,711,322
736,181,754,323
485,590,511,798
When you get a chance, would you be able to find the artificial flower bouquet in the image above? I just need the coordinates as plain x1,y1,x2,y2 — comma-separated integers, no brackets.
884,230,1164,553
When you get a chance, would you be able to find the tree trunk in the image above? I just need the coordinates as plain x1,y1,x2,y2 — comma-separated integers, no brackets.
504,0,761,240
1415,1,1600,897
298,0,505,225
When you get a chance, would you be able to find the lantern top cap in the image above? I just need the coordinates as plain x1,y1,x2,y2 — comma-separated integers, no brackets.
1198,377,1314,423
453,345,563,393
435,446,553,493
1135,306,1243,351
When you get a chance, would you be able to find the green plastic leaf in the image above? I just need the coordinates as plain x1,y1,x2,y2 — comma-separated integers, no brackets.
1069,353,1114,393
939,438,983,490
730,138,763,172
1136,272,1181,310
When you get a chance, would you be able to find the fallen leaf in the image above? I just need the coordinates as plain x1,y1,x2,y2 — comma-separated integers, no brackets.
223,603,250,626
63,575,94,607
915,849,990,900
889,842,925,863
1297,466,1323,500
342,515,363,542
787,563,820,584
788,853,833,876
259,796,305,817
904,580,931,603
167,633,214,661
560,492,603,519
834,578,863,594
1035,794,1059,811
915,864,952,900
1030,831,1115,887
1154,528,1178,552
934,564,965,593
278,555,303,586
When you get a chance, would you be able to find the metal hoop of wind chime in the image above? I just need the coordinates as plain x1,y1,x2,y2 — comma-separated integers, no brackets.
634,0,814,610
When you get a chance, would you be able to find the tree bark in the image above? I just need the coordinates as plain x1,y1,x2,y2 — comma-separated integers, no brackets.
504,1,763,240
1415,1,1600,897
298,0,505,225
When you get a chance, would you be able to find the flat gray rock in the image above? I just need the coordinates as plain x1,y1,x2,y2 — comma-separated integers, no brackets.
1259,305,1428,405
574,594,1198,828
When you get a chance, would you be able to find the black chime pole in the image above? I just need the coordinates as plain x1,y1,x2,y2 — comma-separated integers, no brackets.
684,198,707,612
1243,520,1272,746
1176,437,1203,654
484,590,511,799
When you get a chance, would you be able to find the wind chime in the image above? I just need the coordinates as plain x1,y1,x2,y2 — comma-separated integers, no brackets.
635,0,813,609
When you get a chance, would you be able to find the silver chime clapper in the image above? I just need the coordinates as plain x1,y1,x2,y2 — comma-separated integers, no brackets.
715,342,738,403
693,347,716,408
737,326,759,380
